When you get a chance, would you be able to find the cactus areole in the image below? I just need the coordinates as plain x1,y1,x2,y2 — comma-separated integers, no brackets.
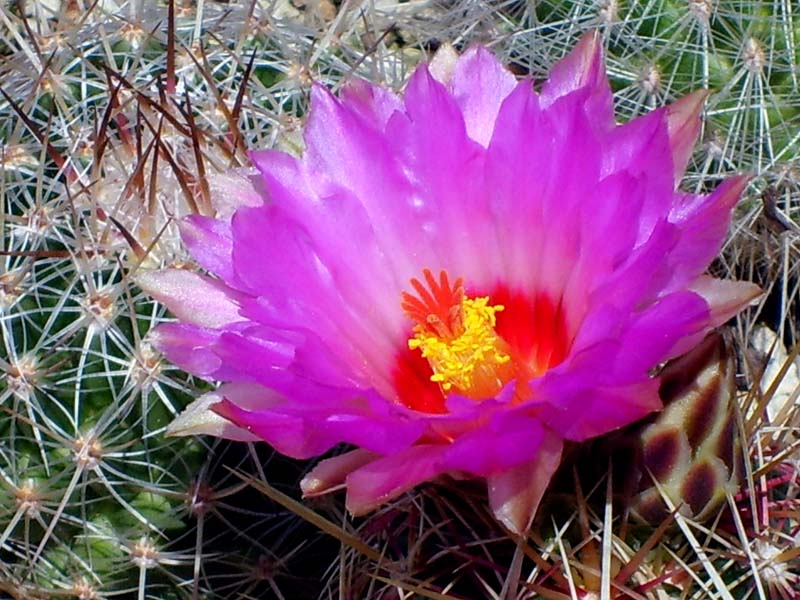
139,32,761,534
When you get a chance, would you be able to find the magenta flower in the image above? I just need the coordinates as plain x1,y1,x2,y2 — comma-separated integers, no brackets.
139,33,760,534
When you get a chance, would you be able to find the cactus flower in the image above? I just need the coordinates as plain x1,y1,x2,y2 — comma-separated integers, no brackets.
139,32,760,534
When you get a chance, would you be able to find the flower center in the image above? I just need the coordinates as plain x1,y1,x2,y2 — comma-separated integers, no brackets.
401,269,515,399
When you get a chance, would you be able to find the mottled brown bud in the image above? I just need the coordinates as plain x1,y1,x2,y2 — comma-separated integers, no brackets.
631,331,741,524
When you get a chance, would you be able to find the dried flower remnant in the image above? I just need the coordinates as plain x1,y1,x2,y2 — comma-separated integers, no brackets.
140,32,761,534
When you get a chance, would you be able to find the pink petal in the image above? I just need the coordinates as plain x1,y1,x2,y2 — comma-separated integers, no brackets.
228,200,401,387
442,410,548,476
179,215,235,281
540,31,613,129
214,397,335,459
614,291,711,373
214,385,425,459
253,94,438,306
583,220,680,317
550,379,661,441
339,80,402,130
601,108,675,241
486,80,605,297
538,290,711,440
345,444,449,515
389,65,502,284
149,323,224,377
152,322,300,386
667,175,751,286
450,46,517,146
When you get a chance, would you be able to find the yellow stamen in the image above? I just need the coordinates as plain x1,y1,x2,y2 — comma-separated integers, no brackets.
402,270,514,399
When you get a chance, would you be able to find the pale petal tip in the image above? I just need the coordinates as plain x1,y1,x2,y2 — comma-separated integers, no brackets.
135,268,242,329
302,450,378,500
672,88,710,111
577,29,602,54
666,89,709,135
666,89,709,179
488,434,564,535
167,393,260,442
729,281,764,310
492,497,536,536
307,81,338,113
571,29,604,78
204,168,264,219
541,29,609,113
726,172,754,194
299,475,326,497
345,494,378,517
690,276,763,327
429,42,459,85
134,269,162,295
713,173,753,212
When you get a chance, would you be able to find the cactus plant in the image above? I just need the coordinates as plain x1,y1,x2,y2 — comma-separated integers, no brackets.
1,0,798,598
